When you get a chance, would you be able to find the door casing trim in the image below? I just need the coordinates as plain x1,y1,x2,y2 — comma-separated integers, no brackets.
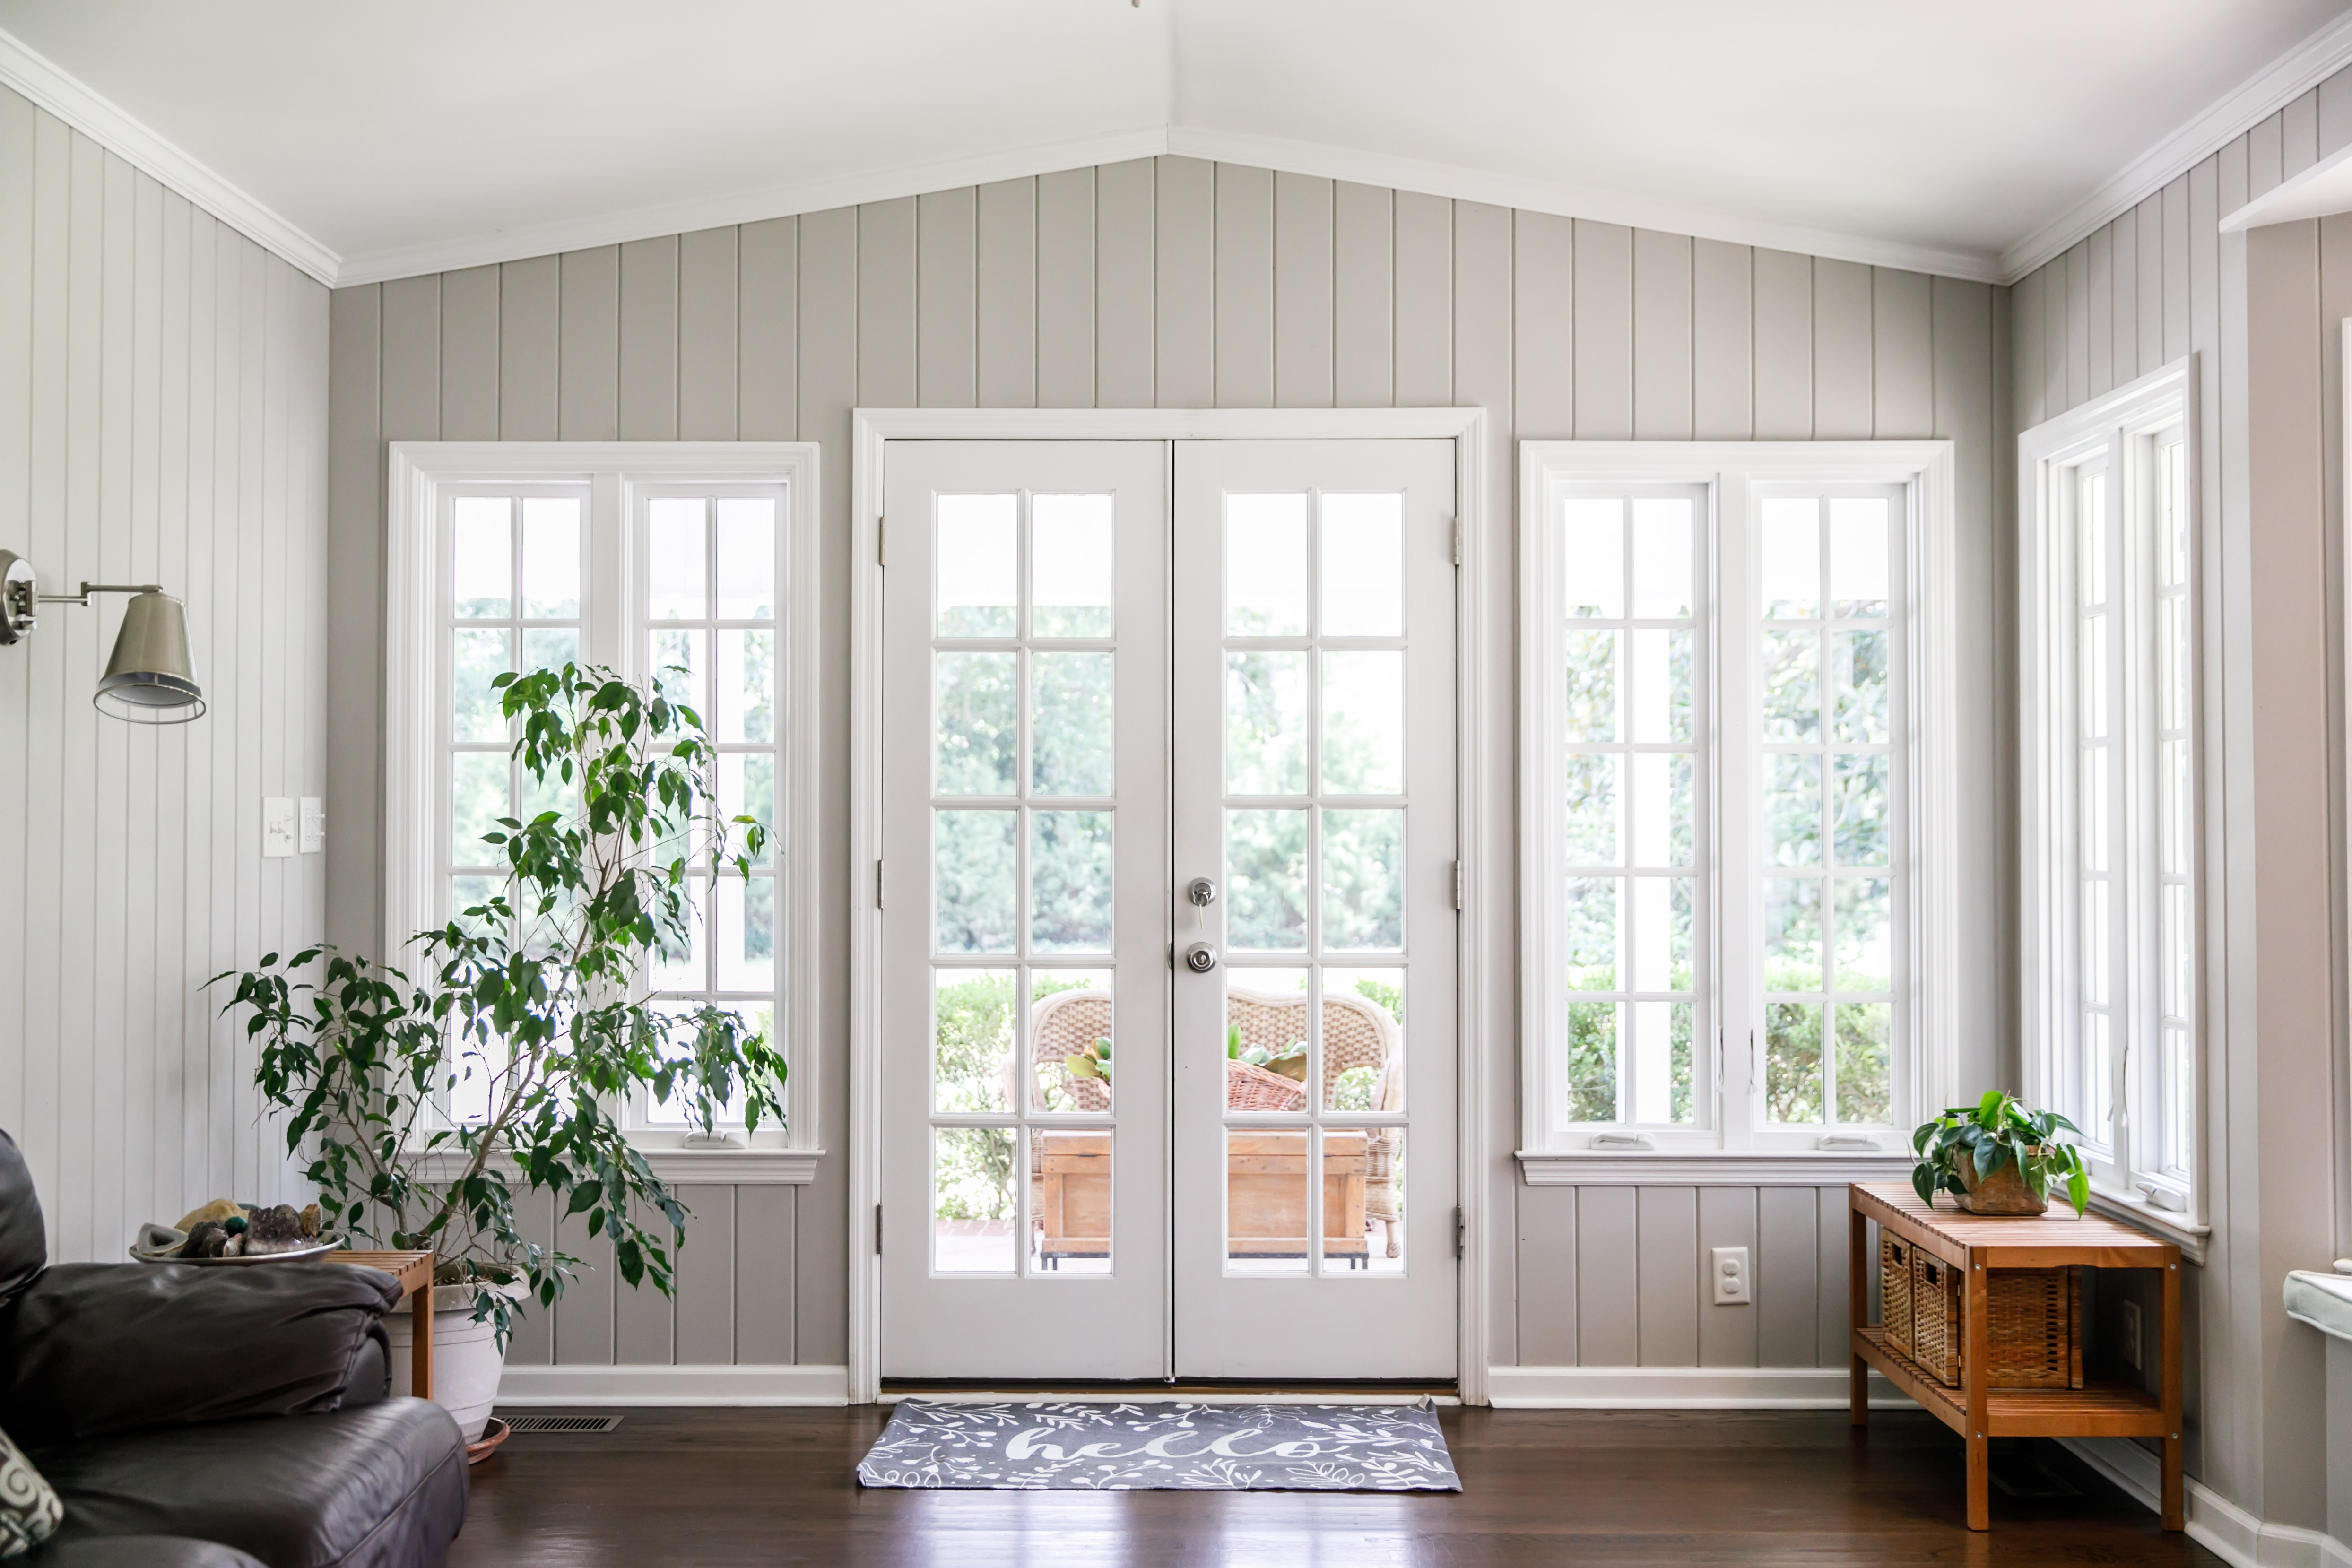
849,407,1493,1404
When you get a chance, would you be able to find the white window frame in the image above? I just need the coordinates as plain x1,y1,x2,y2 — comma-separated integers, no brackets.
385,442,824,1182
1518,441,1958,1182
2019,359,2209,1246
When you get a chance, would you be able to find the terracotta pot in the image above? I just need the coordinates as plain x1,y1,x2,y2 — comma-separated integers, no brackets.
1954,1146,2049,1216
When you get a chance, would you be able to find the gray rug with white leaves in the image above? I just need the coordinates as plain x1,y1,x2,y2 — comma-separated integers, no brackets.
856,1399,1462,1491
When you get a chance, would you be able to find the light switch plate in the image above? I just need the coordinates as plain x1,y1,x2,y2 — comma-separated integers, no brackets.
299,797,325,854
262,797,295,859
1711,1245,1752,1305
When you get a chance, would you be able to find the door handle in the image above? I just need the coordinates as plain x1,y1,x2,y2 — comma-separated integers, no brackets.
1183,943,1219,974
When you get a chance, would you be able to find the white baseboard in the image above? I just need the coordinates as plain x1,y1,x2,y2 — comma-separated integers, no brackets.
1488,1365,1907,1409
2057,1437,2352,1568
495,1363,849,1406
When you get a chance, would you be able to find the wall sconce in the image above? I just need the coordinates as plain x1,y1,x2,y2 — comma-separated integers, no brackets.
0,549,205,724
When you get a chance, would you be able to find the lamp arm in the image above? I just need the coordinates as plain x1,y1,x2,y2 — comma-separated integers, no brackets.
36,582,166,606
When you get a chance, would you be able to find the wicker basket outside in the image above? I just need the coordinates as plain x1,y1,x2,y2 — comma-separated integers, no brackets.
1880,1236,1916,1360
1907,1250,2083,1390
1225,1058,1309,1111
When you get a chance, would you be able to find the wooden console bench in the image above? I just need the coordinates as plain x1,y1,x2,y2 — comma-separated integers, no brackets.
1847,1182,2181,1532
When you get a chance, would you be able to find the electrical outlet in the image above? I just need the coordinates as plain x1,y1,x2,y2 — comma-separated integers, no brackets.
262,797,295,859
2120,1299,2142,1372
1712,1246,1752,1305
299,797,325,854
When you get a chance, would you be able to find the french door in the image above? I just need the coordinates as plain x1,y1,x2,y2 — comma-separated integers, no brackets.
878,436,1457,1382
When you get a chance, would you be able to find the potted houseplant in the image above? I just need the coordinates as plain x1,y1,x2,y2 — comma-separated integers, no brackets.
215,662,785,1440
1911,1091,2090,1216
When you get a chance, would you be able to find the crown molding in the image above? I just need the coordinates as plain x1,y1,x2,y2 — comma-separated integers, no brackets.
1164,127,2005,284
0,25,337,286
1998,7,2352,283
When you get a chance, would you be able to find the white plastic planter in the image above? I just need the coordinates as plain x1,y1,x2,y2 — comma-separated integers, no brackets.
382,1282,519,1443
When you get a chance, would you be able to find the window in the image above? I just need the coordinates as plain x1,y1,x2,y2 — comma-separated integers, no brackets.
2021,362,2202,1223
385,443,822,1161
1520,443,1957,1159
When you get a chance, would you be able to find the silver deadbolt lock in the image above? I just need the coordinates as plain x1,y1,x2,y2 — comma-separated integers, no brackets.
1187,877,1218,908
1183,942,1219,973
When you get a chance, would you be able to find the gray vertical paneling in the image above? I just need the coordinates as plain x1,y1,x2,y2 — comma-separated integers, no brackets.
554,1208,615,1365
1811,258,1873,438
2086,225,2114,398
1631,229,1692,439
0,92,28,1151
618,235,678,439
1515,1186,1578,1364
736,217,796,441
615,1198,676,1365
1636,1187,1699,1366
557,247,619,440
1273,172,1333,407
1753,249,1813,438
735,1186,798,1362
2012,265,2044,431
916,188,977,409
2284,88,2320,178
1755,1187,1820,1366
1392,191,1452,406
379,276,441,440
1696,1187,1758,1368
1815,1187,1850,1364
1035,169,1096,407
1155,157,1215,408
2065,241,2089,409
1571,220,1632,439
1512,211,1574,436
1692,239,1752,439
677,226,739,440
2041,260,2067,421
2321,65,2352,156
2164,174,2192,364
1214,164,1273,407
2111,209,2138,387
505,1189,556,1367
437,265,498,440
1331,181,1392,407
325,284,380,956
674,1185,736,1364
497,256,559,440
1871,269,1932,439
2137,194,2165,377
1575,1187,1639,1366
1095,160,1155,409
975,179,1036,409
858,199,917,406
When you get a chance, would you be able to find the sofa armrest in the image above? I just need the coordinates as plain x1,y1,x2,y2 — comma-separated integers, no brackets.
0,1261,400,1445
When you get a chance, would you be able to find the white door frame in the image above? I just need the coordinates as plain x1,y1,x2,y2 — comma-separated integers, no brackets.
849,407,1492,1405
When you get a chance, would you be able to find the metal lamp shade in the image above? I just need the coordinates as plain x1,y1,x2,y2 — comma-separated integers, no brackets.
93,590,203,724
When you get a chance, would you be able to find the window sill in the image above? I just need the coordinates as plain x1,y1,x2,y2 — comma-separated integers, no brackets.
1516,1148,1917,1187
412,1143,823,1186
2085,1185,2208,1263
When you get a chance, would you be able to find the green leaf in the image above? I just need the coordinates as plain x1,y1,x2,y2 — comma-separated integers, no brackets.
1912,1163,1937,1207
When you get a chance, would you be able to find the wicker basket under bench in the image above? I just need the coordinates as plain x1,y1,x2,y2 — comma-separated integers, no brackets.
1848,1181,2182,1534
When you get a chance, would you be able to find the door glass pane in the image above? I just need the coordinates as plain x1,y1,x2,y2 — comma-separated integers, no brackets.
936,652,1017,796
715,498,777,620
451,753,509,865
933,969,1013,1114
1317,1127,1376,1272
1631,498,1693,618
1226,969,1311,1103
933,1128,1016,1274
1321,809,1403,951
936,809,1017,953
714,876,775,993
1030,1129,1111,1274
1322,651,1403,794
1765,1002,1823,1124
1227,809,1309,950
937,494,1018,637
649,498,706,620
1225,494,1309,635
1226,652,1309,795
1032,494,1114,638
1320,493,1403,635
1562,499,1624,618
1828,498,1890,618
1030,971,1112,1113
1225,1129,1309,1274
521,497,582,619
716,629,775,744
1030,810,1113,953
1321,969,1404,1112
453,629,512,742
1031,652,1114,797
1760,498,1820,618
452,496,512,618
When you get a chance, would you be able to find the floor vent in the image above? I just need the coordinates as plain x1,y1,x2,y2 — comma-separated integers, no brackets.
501,1415,622,1434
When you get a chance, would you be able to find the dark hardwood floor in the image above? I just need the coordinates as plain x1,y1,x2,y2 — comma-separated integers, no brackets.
447,1404,2224,1566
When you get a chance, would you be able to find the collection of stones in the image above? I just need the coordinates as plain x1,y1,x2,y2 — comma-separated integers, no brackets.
166,1198,327,1258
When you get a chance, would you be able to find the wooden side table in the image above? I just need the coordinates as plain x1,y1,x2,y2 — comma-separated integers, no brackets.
1847,1182,2182,1532
335,1250,437,1403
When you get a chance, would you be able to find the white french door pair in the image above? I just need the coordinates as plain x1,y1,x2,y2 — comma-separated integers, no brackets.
879,439,1458,1381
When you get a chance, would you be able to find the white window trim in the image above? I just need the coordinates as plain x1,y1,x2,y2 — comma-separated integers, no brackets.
1516,440,1959,1181
385,441,825,1180
2018,358,2208,1240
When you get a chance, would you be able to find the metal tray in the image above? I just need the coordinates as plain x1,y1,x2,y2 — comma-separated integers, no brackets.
130,1234,349,1266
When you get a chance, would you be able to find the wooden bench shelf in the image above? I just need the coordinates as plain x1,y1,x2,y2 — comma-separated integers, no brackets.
1847,1182,2182,1532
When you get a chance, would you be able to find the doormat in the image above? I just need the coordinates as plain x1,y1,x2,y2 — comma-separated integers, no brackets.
856,1399,1462,1491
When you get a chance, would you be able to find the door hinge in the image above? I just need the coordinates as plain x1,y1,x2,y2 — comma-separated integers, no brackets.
876,860,886,909
1452,860,1464,911
1454,1206,1465,1259
875,1204,883,1255
1167,941,1175,970
877,515,886,567
1450,517,1462,567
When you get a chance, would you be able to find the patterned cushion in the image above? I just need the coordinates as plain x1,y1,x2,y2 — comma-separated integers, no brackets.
0,1422,61,1559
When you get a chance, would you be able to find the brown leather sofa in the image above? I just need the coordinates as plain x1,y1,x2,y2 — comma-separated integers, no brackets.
0,1131,468,1568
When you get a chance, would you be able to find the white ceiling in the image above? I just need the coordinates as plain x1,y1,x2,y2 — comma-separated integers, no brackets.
0,0,2344,286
